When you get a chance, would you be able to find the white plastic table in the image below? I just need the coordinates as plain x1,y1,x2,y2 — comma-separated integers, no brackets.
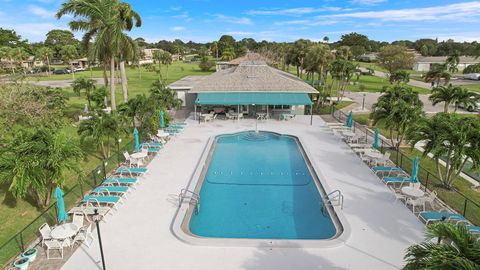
131,152,148,160
341,131,356,138
364,150,383,159
156,132,170,138
51,223,78,240
401,186,425,198
256,113,267,121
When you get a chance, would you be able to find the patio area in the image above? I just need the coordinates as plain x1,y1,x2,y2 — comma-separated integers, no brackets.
60,115,425,270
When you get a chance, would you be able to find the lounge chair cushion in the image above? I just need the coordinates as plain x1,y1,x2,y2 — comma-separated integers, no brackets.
419,212,465,222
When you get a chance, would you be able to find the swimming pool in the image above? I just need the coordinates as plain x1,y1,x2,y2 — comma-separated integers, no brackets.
175,131,344,245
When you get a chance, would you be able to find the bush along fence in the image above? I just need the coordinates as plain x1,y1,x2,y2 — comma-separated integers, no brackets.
0,139,136,268
333,109,480,226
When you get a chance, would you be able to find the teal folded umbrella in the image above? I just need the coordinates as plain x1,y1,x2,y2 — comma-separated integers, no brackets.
134,128,140,152
346,111,353,128
372,128,379,149
410,156,419,183
55,187,68,222
160,111,165,129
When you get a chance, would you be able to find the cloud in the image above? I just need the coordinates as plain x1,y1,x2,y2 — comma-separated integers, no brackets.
214,14,253,25
171,26,185,32
246,7,351,16
274,19,338,26
350,0,387,5
172,11,192,22
3,23,65,38
320,1,480,22
224,31,254,36
28,5,55,19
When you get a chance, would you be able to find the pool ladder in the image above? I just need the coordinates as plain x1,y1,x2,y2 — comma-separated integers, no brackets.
179,189,201,214
323,190,344,210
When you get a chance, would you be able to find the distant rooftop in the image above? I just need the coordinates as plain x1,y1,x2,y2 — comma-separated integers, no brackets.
167,76,206,90
191,60,317,93
415,56,480,63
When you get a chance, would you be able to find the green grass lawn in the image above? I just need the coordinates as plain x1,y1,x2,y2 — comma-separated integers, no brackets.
0,61,214,266
347,75,430,94
352,113,480,225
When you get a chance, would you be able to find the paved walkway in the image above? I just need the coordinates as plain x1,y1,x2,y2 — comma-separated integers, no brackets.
60,116,424,270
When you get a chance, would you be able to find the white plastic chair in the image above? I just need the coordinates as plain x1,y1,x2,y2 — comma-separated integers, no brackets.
423,191,437,209
45,239,70,259
406,197,426,214
72,212,85,232
377,152,391,167
388,185,406,204
39,223,52,246
73,224,94,248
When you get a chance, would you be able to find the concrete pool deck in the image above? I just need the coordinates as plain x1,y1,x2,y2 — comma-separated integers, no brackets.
61,115,425,270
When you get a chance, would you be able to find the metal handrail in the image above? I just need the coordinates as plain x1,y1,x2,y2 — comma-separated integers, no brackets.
179,189,201,214
323,189,344,209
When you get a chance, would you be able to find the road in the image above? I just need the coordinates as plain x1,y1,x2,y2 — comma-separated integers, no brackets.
344,91,476,115
360,68,433,89
25,78,104,88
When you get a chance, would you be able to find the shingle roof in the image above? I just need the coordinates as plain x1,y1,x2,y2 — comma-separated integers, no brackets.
190,61,317,93
167,76,206,90
415,56,480,64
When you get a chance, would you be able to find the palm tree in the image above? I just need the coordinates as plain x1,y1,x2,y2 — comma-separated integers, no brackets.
210,41,219,59
0,46,13,74
429,85,458,113
161,51,173,81
425,64,451,87
60,44,78,80
446,51,460,73
404,223,480,269
153,49,165,80
336,46,352,60
304,44,333,90
221,47,236,61
0,128,84,208
408,113,480,189
10,47,29,75
389,70,410,85
78,112,127,159
72,78,96,108
371,85,424,149
57,0,142,111
453,87,479,112
36,47,53,76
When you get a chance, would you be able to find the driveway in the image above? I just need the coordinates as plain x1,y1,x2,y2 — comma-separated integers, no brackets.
344,91,477,115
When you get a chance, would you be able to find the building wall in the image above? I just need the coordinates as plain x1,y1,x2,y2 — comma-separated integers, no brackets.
413,63,431,71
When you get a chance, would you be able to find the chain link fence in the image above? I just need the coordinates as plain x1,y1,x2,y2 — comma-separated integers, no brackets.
0,139,135,268
332,109,480,226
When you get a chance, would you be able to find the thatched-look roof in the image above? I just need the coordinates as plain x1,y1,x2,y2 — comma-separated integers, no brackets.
190,61,317,93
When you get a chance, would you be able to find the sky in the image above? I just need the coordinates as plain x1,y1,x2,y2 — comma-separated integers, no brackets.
1,0,480,43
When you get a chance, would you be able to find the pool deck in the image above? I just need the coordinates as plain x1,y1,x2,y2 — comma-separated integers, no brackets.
61,115,424,270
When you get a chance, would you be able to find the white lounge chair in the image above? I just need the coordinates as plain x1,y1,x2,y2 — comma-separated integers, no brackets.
388,185,407,204
68,202,111,221
123,152,143,167
72,212,85,233
406,197,426,214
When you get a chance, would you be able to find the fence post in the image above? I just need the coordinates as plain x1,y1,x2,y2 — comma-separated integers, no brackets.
19,231,24,252
400,152,404,169
463,199,468,217
365,129,368,144
425,172,430,191
102,160,107,180
92,171,97,187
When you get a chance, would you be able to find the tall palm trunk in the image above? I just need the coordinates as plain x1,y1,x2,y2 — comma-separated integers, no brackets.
103,62,109,86
110,57,116,110
158,61,162,80
166,64,169,81
46,56,51,77
71,62,75,80
444,102,449,113
120,60,128,102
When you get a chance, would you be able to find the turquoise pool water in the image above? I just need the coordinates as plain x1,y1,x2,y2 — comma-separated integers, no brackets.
188,131,339,240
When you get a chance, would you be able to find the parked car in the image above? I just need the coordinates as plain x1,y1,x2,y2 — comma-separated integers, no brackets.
74,67,86,72
458,99,480,112
53,69,69,75
463,73,480,80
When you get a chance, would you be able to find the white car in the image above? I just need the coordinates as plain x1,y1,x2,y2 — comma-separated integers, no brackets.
74,67,86,72
458,99,480,112
463,73,480,80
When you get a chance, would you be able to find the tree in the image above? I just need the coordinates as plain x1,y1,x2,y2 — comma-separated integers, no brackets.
45,29,78,59
303,44,334,89
153,49,165,80
72,78,96,108
389,70,410,84
453,87,479,112
221,47,236,61
286,39,311,77
408,113,480,189
463,63,480,74
0,46,14,74
429,84,459,113
210,41,219,59
377,45,415,75
57,0,142,111
371,85,424,149
403,223,480,270
199,56,215,71
425,64,451,87
161,51,172,81
322,36,330,43
36,47,53,76
0,128,84,208
329,59,357,101
339,32,369,49
0,28,27,47
149,80,182,110
218,35,236,56
446,51,460,73
336,46,352,60
60,44,78,80
10,47,29,75
78,112,127,159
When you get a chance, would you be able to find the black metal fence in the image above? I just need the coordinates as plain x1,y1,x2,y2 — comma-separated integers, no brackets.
333,109,480,226
0,139,136,268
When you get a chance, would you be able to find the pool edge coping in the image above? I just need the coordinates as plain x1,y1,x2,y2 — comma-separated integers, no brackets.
170,130,352,248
